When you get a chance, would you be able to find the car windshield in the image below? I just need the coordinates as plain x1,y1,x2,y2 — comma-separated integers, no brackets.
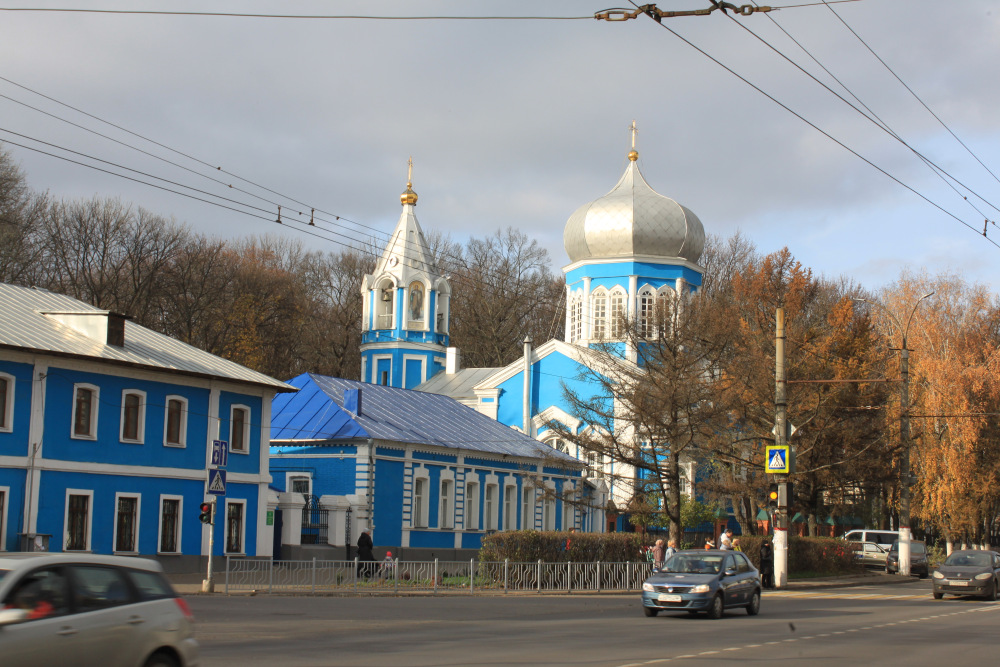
944,552,991,568
663,554,725,574
890,541,925,554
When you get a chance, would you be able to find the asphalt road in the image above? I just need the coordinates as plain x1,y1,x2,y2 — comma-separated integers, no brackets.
189,580,1000,666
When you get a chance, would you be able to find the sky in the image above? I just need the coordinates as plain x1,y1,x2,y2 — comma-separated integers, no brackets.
1,0,998,293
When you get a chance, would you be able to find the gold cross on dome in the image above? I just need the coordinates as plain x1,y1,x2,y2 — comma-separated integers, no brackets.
407,156,413,186
630,120,637,149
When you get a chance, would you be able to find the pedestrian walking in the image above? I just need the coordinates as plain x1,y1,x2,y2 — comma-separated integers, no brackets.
357,528,376,579
664,539,678,561
652,539,665,571
720,529,733,550
759,539,774,589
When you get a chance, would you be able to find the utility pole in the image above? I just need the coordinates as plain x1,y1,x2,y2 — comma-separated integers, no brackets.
773,304,788,588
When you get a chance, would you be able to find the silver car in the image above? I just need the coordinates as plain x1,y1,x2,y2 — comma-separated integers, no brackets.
0,553,198,667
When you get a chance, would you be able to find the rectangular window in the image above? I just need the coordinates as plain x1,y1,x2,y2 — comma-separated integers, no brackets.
521,486,533,530
230,406,249,453
114,495,139,552
439,480,452,529
289,475,311,495
164,397,187,447
485,484,498,531
413,477,426,528
159,497,180,553
72,385,98,439
503,485,515,531
466,482,479,531
543,496,555,531
226,501,244,554
65,492,91,551
120,391,144,443
0,375,12,431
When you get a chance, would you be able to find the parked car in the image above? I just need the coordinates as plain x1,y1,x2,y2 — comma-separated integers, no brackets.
885,540,929,577
0,553,198,667
932,549,1000,601
641,550,761,619
844,529,899,550
848,541,889,568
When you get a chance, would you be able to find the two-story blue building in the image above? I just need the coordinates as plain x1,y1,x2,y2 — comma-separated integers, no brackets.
0,283,294,570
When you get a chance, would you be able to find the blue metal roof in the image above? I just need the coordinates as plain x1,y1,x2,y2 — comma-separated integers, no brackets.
271,373,579,464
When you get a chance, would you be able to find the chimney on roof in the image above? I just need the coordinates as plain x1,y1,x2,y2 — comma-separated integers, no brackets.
344,388,362,417
446,347,461,374
43,310,130,347
106,312,126,347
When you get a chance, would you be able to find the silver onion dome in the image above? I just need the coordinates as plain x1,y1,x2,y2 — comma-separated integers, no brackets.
563,152,705,264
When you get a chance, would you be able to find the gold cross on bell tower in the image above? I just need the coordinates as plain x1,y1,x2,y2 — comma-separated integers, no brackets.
628,120,639,162
400,156,418,206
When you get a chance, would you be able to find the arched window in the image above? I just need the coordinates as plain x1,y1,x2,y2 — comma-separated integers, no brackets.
638,287,655,338
609,289,626,337
570,294,583,342
546,437,569,454
591,290,608,340
656,287,676,336
407,281,425,325
376,279,395,329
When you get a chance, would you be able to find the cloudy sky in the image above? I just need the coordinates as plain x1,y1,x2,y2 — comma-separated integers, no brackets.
2,1,998,292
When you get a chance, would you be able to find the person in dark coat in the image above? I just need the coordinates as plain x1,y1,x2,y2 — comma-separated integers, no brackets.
759,539,774,589
357,528,376,578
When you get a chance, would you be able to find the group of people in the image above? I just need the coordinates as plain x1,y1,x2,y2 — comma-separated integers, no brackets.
650,528,775,589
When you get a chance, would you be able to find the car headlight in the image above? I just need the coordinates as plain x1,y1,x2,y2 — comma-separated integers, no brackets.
643,583,655,591
932,571,944,579
974,573,992,580
690,584,710,594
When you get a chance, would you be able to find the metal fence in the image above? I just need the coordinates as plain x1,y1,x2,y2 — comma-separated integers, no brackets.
224,557,654,595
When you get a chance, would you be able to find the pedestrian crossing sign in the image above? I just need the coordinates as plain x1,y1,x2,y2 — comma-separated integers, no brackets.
765,445,790,474
207,468,227,495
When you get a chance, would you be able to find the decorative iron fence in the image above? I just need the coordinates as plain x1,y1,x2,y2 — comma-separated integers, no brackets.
224,557,654,595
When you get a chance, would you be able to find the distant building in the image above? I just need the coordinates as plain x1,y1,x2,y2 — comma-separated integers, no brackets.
269,373,604,560
0,283,294,570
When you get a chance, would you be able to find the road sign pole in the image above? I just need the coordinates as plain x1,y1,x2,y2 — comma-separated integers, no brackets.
774,304,789,589
203,499,216,593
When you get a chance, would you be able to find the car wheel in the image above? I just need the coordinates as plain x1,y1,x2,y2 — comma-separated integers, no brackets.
932,592,943,600
644,606,659,617
143,653,180,667
707,594,724,620
986,580,998,602
746,590,761,616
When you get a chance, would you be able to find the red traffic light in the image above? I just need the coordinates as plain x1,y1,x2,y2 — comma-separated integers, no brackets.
199,501,213,525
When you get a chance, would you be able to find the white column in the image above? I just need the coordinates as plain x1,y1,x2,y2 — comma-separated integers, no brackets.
582,277,592,341
564,284,573,341
23,360,48,536
278,492,306,547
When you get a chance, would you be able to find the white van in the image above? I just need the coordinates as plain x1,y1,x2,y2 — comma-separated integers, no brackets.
844,529,899,549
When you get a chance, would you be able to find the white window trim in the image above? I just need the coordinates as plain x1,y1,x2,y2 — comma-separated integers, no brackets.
465,480,480,531
157,494,183,554
411,466,430,529
542,482,556,531
438,469,455,530
405,279,429,331
71,383,99,440
0,485,9,551
64,488,94,552
163,395,188,448
375,277,397,330
229,404,251,454
484,482,499,531
373,354,393,387
224,498,247,555
286,472,312,497
521,484,534,530
113,492,141,554
503,481,517,531
0,373,14,433
401,354,427,386
119,389,146,444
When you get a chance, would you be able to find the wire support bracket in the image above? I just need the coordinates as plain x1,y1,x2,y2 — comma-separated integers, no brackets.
595,3,772,22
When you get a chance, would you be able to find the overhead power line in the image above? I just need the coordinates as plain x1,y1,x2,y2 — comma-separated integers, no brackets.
0,7,593,20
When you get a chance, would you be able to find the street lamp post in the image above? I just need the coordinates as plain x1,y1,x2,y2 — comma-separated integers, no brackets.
854,292,933,577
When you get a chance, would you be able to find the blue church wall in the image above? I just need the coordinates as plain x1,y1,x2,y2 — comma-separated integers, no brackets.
376,446,405,457
461,532,483,550
219,391,263,475
34,469,237,556
565,262,703,287
270,453,358,497
209,482,259,556
495,352,605,434
412,451,458,464
0,359,33,458
409,530,457,549
0,467,27,551
405,358,423,389
361,348,443,387
40,367,211,469
463,457,524,472
374,457,404,548
271,444,357,457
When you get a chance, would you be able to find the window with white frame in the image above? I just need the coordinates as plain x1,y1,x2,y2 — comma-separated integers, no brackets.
571,295,583,342
485,484,498,530
638,288,655,338
609,289,626,337
521,484,534,530
164,396,187,447
0,374,13,432
411,469,429,528
288,474,311,496
230,405,250,453
159,496,181,553
656,288,675,335
120,390,145,443
503,484,516,530
0,487,7,550
65,490,93,551
114,494,140,553
545,437,569,454
465,481,479,530
542,490,555,531
591,290,607,340
72,384,98,439
225,500,245,554
376,278,395,330
439,478,453,529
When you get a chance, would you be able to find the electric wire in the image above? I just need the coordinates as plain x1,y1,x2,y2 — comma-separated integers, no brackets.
626,1,1000,250
0,7,594,20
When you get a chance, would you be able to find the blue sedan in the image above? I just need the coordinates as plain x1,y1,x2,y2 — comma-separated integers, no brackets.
641,550,762,619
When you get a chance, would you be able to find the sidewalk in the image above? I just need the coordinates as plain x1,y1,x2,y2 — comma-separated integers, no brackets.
168,569,914,596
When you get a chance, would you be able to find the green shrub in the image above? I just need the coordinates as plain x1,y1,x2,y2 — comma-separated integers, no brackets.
479,530,650,562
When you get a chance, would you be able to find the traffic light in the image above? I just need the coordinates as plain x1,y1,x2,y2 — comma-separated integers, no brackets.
199,501,213,525
767,483,779,508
